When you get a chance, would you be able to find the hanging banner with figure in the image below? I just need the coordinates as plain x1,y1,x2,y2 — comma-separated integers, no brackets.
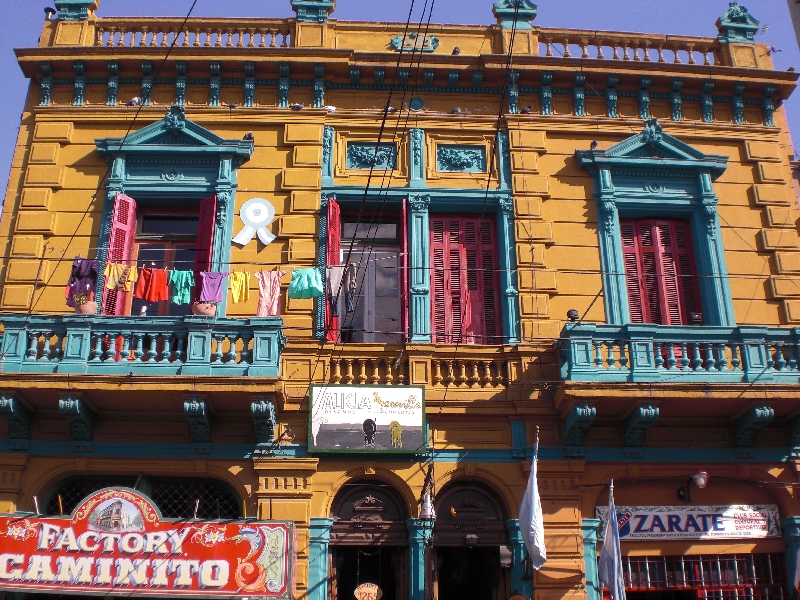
596,504,780,540
309,384,425,453
0,487,294,598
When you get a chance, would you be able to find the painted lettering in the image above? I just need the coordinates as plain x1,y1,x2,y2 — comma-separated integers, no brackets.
199,560,229,588
120,533,144,555
53,527,80,552
0,554,24,580
115,558,149,587
37,523,61,551
99,533,121,553
667,514,682,532
697,514,711,531
633,515,649,533
684,514,701,532
150,558,170,587
649,515,666,533
94,557,114,585
55,556,94,584
712,514,725,531
77,532,99,553
23,555,56,582
145,532,170,555
169,559,200,587
166,529,192,555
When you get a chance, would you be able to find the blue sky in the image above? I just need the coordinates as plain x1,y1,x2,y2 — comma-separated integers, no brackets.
1,0,799,195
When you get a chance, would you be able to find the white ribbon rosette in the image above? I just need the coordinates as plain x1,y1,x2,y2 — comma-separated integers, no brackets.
232,197,276,246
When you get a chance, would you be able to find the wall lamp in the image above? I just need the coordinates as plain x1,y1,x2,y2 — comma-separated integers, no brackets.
677,470,709,502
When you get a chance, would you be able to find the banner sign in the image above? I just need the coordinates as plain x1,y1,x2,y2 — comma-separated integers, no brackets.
309,385,425,453
0,487,294,598
596,504,780,541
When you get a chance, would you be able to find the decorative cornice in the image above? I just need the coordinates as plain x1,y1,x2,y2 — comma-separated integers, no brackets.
59,395,94,442
252,398,277,445
184,397,211,444
0,394,32,440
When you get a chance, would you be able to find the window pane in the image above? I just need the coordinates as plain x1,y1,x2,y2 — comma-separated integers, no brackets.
342,221,398,241
141,216,199,236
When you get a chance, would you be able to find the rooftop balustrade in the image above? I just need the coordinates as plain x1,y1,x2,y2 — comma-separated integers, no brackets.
560,323,800,384
0,314,284,377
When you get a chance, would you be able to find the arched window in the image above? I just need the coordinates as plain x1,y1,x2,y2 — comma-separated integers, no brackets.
45,476,241,520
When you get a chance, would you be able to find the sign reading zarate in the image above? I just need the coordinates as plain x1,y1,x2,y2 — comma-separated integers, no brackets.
0,487,294,598
596,504,780,541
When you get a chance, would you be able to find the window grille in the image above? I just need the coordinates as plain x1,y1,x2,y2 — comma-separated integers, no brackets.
45,476,241,520
614,554,786,600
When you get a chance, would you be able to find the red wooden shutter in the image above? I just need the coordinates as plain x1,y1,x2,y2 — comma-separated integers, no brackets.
325,197,341,342
101,193,137,315
621,218,702,325
430,216,500,344
193,195,217,302
400,197,409,342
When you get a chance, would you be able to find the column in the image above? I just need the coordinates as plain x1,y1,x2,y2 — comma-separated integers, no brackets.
507,519,533,598
498,196,520,344
407,519,433,600
582,518,601,600
308,518,334,600
408,195,431,343
782,516,800,598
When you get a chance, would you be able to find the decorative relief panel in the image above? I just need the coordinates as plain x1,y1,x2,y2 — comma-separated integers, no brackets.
436,145,487,173
390,32,439,53
334,131,407,180
345,143,397,171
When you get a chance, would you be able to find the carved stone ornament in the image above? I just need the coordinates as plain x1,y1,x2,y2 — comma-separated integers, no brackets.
59,396,95,442
164,105,186,131
641,118,663,146
498,195,514,214
346,143,397,170
291,0,336,23
352,495,386,522
390,32,439,53
716,2,759,43
184,397,211,444
408,194,431,212
492,0,538,29
251,398,277,444
436,146,486,172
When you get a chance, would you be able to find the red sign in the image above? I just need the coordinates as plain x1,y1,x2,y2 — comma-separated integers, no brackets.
0,488,294,598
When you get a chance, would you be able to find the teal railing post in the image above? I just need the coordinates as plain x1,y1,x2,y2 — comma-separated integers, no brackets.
308,518,334,600
582,518,601,600
624,324,660,382
181,316,214,376
249,317,285,377
407,519,433,600
738,326,775,383
59,315,94,374
507,519,533,598
782,517,800,598
0,316,29,373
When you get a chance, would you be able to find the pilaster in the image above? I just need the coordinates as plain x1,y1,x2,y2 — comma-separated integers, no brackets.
782,516,800,600
582,518,601,600
407,519,434,600
507,519,533,598
498,195,521,344
409,129,426,187
308,518,334,600
408,194,431,343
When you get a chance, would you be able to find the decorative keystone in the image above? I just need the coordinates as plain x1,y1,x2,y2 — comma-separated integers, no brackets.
252,398,277,445
716,2,759,44
623,403,659,447
0,394,32,440
291,0,336,23
184,397,211,443
733,404,774,447
59,395,95,441
493,0,538,30
563,403,596,446
54,0,99,21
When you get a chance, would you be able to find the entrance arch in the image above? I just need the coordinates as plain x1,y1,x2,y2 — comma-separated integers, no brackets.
329,480,409,600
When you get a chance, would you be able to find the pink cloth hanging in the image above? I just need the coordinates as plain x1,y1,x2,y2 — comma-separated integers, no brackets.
256,270,285,317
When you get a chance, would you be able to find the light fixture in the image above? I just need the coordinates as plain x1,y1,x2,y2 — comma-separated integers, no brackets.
678,470,709,502
419,493,435,520
465,534,478,547
44,7,57,20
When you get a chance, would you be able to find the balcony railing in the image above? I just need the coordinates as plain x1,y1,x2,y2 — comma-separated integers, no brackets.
0,314,284,377
560,323,800,384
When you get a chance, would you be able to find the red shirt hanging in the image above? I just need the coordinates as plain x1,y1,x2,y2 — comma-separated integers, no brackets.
134,267,170,302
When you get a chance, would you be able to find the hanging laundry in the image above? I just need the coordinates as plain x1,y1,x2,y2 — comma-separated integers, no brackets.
326,265,346,317
65,258,98,307
134,267,170,303
344,263,357,314
288,268,324,299
198,272,228,302
255,270,285,317
229,271,251,304
103,262,138,292
168,270,195,305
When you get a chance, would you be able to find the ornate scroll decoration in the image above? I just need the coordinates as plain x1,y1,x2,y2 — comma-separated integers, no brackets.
670,78,683,121
716,2,760,43
563,402,596,446
732,83,745,125
436,146,486,172
40,62,52,107
408,194,431,212
184,397,211,443
209,62,221,107
72,61,85,107
390,32,439,53
59,396,95,442
252,398,277,444
164,105,186,131
107,61,119,107
623,403,659,447
606,76,618,119
346,143,397,170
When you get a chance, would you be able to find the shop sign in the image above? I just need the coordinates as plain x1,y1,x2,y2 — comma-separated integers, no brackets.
309,385,425,453
0,487,294,598
596,504,780,540
354,583,383,600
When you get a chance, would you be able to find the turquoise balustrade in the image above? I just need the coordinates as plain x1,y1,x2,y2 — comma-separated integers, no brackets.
0,314,284,377
560,323,800,384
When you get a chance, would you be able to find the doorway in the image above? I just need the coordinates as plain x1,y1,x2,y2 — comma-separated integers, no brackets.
435,546,504,600
331,546,405,600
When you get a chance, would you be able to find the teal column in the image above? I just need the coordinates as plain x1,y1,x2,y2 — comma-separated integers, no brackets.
498,196,520,344
408,194,431,343
507,520,533,598
582,518,601,600
407,519,433,600
322,126,335,186
782,517,800,599
409,129,426,187
309,518,334,600
213,158,237,318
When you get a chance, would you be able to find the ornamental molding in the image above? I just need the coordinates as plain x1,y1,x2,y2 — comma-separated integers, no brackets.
346,143,397,170
436,145,486,172
390,32,439,53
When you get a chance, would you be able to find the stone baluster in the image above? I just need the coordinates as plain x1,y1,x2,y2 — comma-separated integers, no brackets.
332,359,342,383
159,334,169,361
642,41,652,61
775,343,786,371
493,361,503,386
160,29,170,47
612,43,621,60
106,27,116,47
370,361,380,384
133,335,144,360
480,361,491,387
227,336,237,362
149,28,158,47
192,28,200,47
357,359,367,384
95,27,104,46
203,28,212,47
686,43,696,65
213,335,224,363
282,31,290,47
595,40,605,59
666,345,677,370
118,332,130,361
443,361,454,385
545,40,553,57
717,344,729,371
398,361,407,385
593,341,603,368
215,29,223,47
672,45,682,64
51,332,63,360
240,334,252,363
562,38,571,58
235,29,244,48
91,334,103,361
632,43,641,61
433,360,443,385
622,41,631,61
656,45,665,63
385,360,394,385
580,38,589,59
654,343,664,370
26,333,39,360
786,343,797,371
606,343,616,369
224,29,233,47
730,344,742,371
690,343,701,371
679,343,689,369
702,48,712,66
618,341,629,369
344,359,354,384
268,30,276,48
247,29,256,48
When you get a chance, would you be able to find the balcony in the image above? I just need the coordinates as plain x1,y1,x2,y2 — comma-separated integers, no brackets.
560,323,800,384
0,314,284,377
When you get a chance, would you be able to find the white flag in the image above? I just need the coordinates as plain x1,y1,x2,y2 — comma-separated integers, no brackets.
518,435,546,569
598,481,626,600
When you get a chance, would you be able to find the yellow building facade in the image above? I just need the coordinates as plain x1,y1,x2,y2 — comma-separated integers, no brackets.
1,1,800,600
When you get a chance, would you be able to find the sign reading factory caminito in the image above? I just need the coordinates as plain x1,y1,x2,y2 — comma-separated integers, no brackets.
0,488,294,598
309,385,425,453
596,504,780,541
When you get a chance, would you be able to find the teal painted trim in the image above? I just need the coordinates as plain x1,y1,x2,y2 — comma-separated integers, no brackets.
141,61,152,106
606,76,618,118
582,519,601,600
436,145,486,173
291,0,335,23
498,196,521,344
2,441,797,464
313,64,324,108
407,519,434,600
541,72,553,115
40,62,52,107
309,519,333,600
639,77,651,120
716,3,760,44
559,323,800,384
493,0,538,30
574,72,586,117
73,61,85,106
497,131,511,190
507,520,534,598
175,62,186,106
508,70,519,114
209,62,221,107
511,420,527,459
782,517,800,597
671,79,683,121
0,314,284,377
322,127,334,186
107,62,119,106
409,129,426,187
702,81,714,123
575,120,733,326
408,194,432,343
278,63,289,108
54,0,96,21
244,62,255,107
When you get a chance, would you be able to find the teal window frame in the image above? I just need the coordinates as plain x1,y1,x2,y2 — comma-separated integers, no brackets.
95,106,252,317
576,120,735,327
